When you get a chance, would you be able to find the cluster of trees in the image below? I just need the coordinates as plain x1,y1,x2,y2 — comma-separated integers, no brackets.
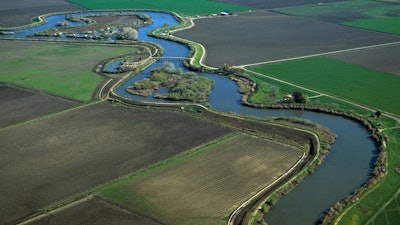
291,91,308,103
117,27,138,40
127,62,214,102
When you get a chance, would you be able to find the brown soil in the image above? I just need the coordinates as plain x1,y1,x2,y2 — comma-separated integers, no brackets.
0,97,231,224
110,134,302,225
0,85,80,128
212,0,350,9
174,10,400,68
326,44,400,76
27,196,163,225
0,0,84,27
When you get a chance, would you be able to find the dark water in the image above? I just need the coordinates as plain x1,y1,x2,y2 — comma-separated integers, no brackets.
6,11,377,225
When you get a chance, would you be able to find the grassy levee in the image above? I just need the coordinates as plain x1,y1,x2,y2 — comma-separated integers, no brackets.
248,57,400,116
150,14,212,70
67,0,251,16
0,40,139,102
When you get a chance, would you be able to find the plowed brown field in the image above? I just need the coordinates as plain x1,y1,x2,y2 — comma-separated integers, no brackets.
100,134,302,225
175,10,400,67
0,99,231,224
0,0,84,27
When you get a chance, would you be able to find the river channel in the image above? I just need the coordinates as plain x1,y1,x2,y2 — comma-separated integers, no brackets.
5,11,377,225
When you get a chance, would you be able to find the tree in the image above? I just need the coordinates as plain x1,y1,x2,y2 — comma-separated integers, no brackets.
292,91,307,103
375,111,382,118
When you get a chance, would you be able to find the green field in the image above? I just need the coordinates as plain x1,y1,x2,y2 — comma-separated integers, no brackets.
274,0,400,24
248,57,400,116
367,188,400,225
337,128,400,225
0,41,135,101
99,133,301,225
345,17,400,35
68,0,251,16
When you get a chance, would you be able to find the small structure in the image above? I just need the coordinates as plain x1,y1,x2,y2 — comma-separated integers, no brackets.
220,11,233,16
283,94,293,102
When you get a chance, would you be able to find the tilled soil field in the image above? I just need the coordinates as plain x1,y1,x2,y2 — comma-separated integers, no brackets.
0,101,231,224
0,0,84,27
27,197,163,225
326,44,400,76
175,10,400,67
99,134,302,225
211,0,349,9
0,85,80,128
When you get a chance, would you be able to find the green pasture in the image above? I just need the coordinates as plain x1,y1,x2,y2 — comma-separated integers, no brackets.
367,190,400,225
248,57,400,116
68,0,251,16
0,41,134,101
336,128,400,225
274,0,400,24
345,17,400,35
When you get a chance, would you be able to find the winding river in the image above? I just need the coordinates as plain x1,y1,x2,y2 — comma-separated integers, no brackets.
5,11,377,225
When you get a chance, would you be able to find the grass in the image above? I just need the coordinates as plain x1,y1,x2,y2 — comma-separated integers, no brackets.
68,0,251,16
248,57,400,116
345,17,400,35
0,41,136,101
336,128,400,225
98,133,301,225
244,70,317,104
274,0,400,24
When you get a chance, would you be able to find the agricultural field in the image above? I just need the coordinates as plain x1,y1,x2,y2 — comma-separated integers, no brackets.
99,134,302,225
0,101,231,224
0,40,138,102
367,189,400,225
327,44,400,76
345,17,400,35
248,57,400,115
1,0,400,224
212,0,349,9
27,197,163,225
174,10,400,67
272,0,400,24
0,85,80,128
67,0,251,16
0,0,84,27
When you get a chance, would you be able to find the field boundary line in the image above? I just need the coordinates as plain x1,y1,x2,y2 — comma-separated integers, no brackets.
16,195,94,225
238,41,400,67
0,101,102,132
